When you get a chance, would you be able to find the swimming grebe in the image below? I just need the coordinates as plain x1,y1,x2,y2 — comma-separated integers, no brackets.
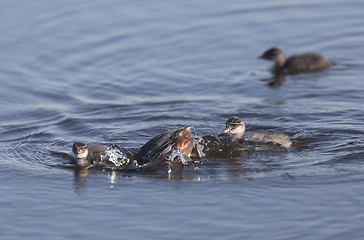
133,126,196,165
72,127,197,168
223,116,292,149
259,47,332,74
72,141,107,167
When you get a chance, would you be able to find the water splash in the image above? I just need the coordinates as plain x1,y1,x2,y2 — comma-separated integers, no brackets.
101,144,131,167
166,148,192,165
190,127,206,159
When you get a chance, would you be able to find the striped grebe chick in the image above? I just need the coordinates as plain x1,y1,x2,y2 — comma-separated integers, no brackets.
259,47,332,74
72,141,107,167
223,116,292,149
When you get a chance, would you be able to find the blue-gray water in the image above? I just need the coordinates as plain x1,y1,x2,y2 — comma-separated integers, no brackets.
1,0,364,239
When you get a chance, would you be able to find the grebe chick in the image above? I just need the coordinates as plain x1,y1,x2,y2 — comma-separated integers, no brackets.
223,117,292,149
259,47,332,74
133,127,196,165
72,141,107,167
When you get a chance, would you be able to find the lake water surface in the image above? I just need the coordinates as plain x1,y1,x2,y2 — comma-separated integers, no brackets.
1,0,364,239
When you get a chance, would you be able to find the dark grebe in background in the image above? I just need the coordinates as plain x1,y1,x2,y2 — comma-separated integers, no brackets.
259,47,332,74
133,126,196,166
223,116,292,149
72,141,106,167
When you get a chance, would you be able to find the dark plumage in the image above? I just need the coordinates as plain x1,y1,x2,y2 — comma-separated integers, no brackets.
259,47,332,74
133,127,195,165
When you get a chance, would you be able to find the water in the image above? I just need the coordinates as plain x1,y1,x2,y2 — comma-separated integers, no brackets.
1,0,364,239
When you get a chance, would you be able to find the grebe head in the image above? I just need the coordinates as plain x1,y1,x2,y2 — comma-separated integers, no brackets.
259,47,286,68
259,47,282,60
72,141,89,166
223,117,246,141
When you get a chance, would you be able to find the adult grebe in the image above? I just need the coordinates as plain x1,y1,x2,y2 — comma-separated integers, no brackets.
72,127,197,168
133,126,196,165
259,47,332,74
